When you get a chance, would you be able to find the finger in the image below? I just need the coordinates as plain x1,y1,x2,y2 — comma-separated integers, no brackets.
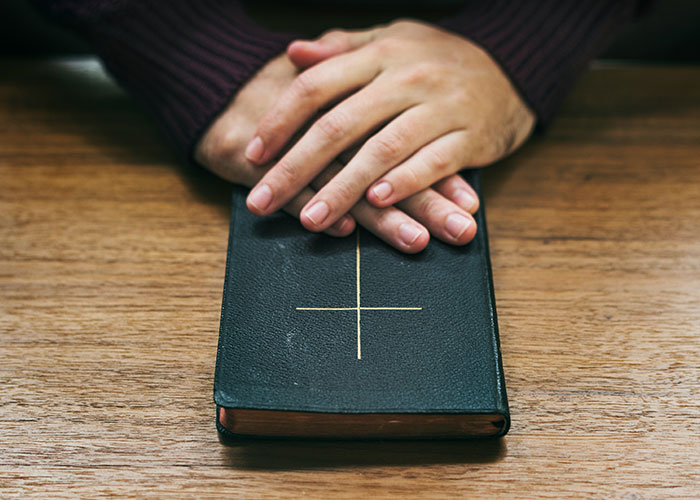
366,130,475,209
287,28,377,69
431,173,480,214
311,161,429,253
299,104,457,231
351,200,430,254
248,78,415,218
245,47,381,165
202,133,356,237
282,183,356,238
397,189,477,246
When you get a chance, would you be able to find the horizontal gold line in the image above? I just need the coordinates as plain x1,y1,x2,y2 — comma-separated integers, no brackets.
296,307,422,311
360,307,422,310
296,307,355,311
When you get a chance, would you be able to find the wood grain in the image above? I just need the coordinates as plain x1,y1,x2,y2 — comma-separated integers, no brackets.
1,59,699,499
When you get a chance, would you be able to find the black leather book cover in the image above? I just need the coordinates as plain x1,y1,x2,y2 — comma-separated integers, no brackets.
214,170,509,439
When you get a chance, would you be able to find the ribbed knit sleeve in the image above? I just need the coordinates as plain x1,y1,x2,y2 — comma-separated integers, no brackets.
438,0,641,125
33,0,295,161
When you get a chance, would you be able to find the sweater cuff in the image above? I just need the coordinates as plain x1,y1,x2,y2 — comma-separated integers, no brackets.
71,0,295,161
437,0,637,125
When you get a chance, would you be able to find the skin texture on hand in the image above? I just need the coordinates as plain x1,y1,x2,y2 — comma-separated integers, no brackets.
195,54,356,238
246,19,535,237
194,52,479,252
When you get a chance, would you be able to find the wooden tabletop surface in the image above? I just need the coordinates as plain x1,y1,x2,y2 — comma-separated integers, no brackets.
2,59,699,499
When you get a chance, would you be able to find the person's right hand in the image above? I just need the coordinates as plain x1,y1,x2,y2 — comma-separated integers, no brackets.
194,53,478,253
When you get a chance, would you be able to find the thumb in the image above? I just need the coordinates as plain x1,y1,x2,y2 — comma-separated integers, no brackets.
287,28,376,69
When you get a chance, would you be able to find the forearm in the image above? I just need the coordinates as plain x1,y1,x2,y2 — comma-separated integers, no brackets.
32,0,295,161
437,0,644,125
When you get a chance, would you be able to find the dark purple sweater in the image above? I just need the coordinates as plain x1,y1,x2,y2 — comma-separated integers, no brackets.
33,0,643,162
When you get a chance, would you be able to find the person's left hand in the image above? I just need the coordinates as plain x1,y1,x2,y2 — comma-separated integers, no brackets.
244,19,535,234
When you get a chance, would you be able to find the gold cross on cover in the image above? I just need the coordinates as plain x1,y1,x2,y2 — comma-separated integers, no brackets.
296,229,422,360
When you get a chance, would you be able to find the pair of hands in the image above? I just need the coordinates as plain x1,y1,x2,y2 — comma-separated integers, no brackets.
196,20,535,253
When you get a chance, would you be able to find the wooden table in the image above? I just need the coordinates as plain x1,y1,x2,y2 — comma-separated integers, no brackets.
2,59,699,499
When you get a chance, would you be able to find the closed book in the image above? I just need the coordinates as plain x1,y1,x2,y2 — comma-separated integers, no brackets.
214,170,509,439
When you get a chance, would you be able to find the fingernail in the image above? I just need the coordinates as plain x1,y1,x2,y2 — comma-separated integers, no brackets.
304,201,330,226
371,181,393,201
454,188,477,211
445,213,473,239
248,184,273,211
399,223,422,246
245,136,264,163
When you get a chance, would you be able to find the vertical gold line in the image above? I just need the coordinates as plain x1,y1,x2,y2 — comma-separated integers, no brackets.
356,229,361,360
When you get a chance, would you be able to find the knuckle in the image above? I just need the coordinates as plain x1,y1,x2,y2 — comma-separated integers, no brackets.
390,19,411,29
423,148,451,173
292,71,320,101
400,62,442,88
370,132,404,162
194,137,215,166
275,159,302,184
397,164,422,192
257,113,282,139
373,37,400,56
319,29,347,44
471,127,505,165
316,110,349,142
416,195,442,219
204,130,238,166
372,208,396,233
452,90,475,110
332,179,361,206
390,19,419,31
